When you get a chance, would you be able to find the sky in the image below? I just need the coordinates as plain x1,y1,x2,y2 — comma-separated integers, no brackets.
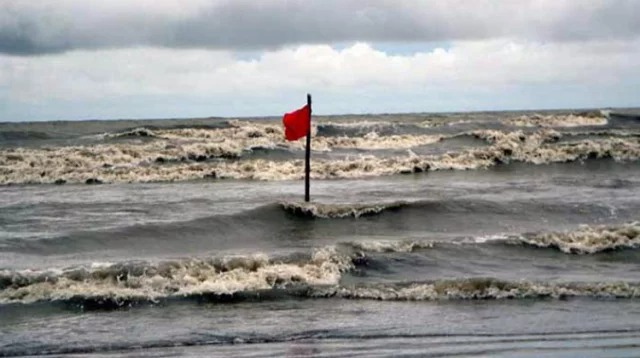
1,0,639,122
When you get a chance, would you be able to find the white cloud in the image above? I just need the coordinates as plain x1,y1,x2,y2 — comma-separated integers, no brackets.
2,40,639,104
2,1,638,120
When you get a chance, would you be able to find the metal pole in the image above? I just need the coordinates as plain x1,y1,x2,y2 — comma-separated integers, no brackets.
304,94,312,202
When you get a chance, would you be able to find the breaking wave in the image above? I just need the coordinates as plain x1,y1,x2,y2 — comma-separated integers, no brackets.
0,246,353,306
349,222,640,255
104,127,159,138
515,222,640,254
506,112,608,127
336,222,640,255
280,201,408,218
1,115,639,184
2,222,639,307
340,240,435,253
312,278,640,301
4,261,640,307
311,132,444,151
339,222,640,255
317,120,401,136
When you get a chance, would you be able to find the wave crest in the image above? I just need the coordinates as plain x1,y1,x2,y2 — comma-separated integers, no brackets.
2,126,639,184
506,112,608,127
3,224,640,307
516,222,640,254
314,278,640,301
341,240,434,252
0,246,353,305
280,201,407,218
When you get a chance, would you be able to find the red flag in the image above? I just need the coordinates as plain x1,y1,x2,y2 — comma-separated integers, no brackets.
283,104,310,141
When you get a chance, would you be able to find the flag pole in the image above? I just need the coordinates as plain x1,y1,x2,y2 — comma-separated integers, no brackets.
305,94,312,202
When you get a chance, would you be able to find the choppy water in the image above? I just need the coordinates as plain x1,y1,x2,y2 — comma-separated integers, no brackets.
1,109,640,357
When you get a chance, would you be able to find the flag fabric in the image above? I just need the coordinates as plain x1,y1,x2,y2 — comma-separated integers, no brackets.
283,104,310,141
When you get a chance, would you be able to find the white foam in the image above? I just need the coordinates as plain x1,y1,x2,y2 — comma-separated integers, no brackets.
467,234,511,244
344,240,434,253
311,134,444,151
280,201,407,218
506,113,608,127
314,279,640,300
516,222,640,254
0,247,354,305
319,120,397,130
1,126,639,184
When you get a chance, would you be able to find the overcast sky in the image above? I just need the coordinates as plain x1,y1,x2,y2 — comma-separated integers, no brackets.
1,0,639,121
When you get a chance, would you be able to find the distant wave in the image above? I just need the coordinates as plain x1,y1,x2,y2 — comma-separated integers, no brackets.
311,132,444,151
106,123,445,151
505,112,608,128
316,117,446,136
1,122,639,184
0,130,51,141
562,129,640,138
100,121,232,137
316,121,402,137
102,127,159,139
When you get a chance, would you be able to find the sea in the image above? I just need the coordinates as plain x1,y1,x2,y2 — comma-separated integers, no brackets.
1,108,640,357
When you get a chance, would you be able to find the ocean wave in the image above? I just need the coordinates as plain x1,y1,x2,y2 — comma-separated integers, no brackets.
312,278,640,301
562,129,640,138
109,122,444,151
418,119,474,128
343,222,640,255
0,234,442,306
4,264,640,307
312,132,444,151
340,240,435,253
515,222,640,254
1,127,639,184
506,112,608,127
3,223,640,307
339,222,640,255
280,200,408,219
0,246,354,306
469,129,640,164
317,120,398,131
318,117,474,134
104,127,159,138
0,121,447,184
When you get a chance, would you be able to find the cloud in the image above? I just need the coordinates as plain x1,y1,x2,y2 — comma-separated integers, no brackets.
1,0,640,55
2,40,638,105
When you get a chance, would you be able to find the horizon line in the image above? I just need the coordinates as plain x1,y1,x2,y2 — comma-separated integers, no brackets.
3,105,639,125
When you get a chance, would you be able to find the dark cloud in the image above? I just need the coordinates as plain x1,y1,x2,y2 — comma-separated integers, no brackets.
1,0,640,55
